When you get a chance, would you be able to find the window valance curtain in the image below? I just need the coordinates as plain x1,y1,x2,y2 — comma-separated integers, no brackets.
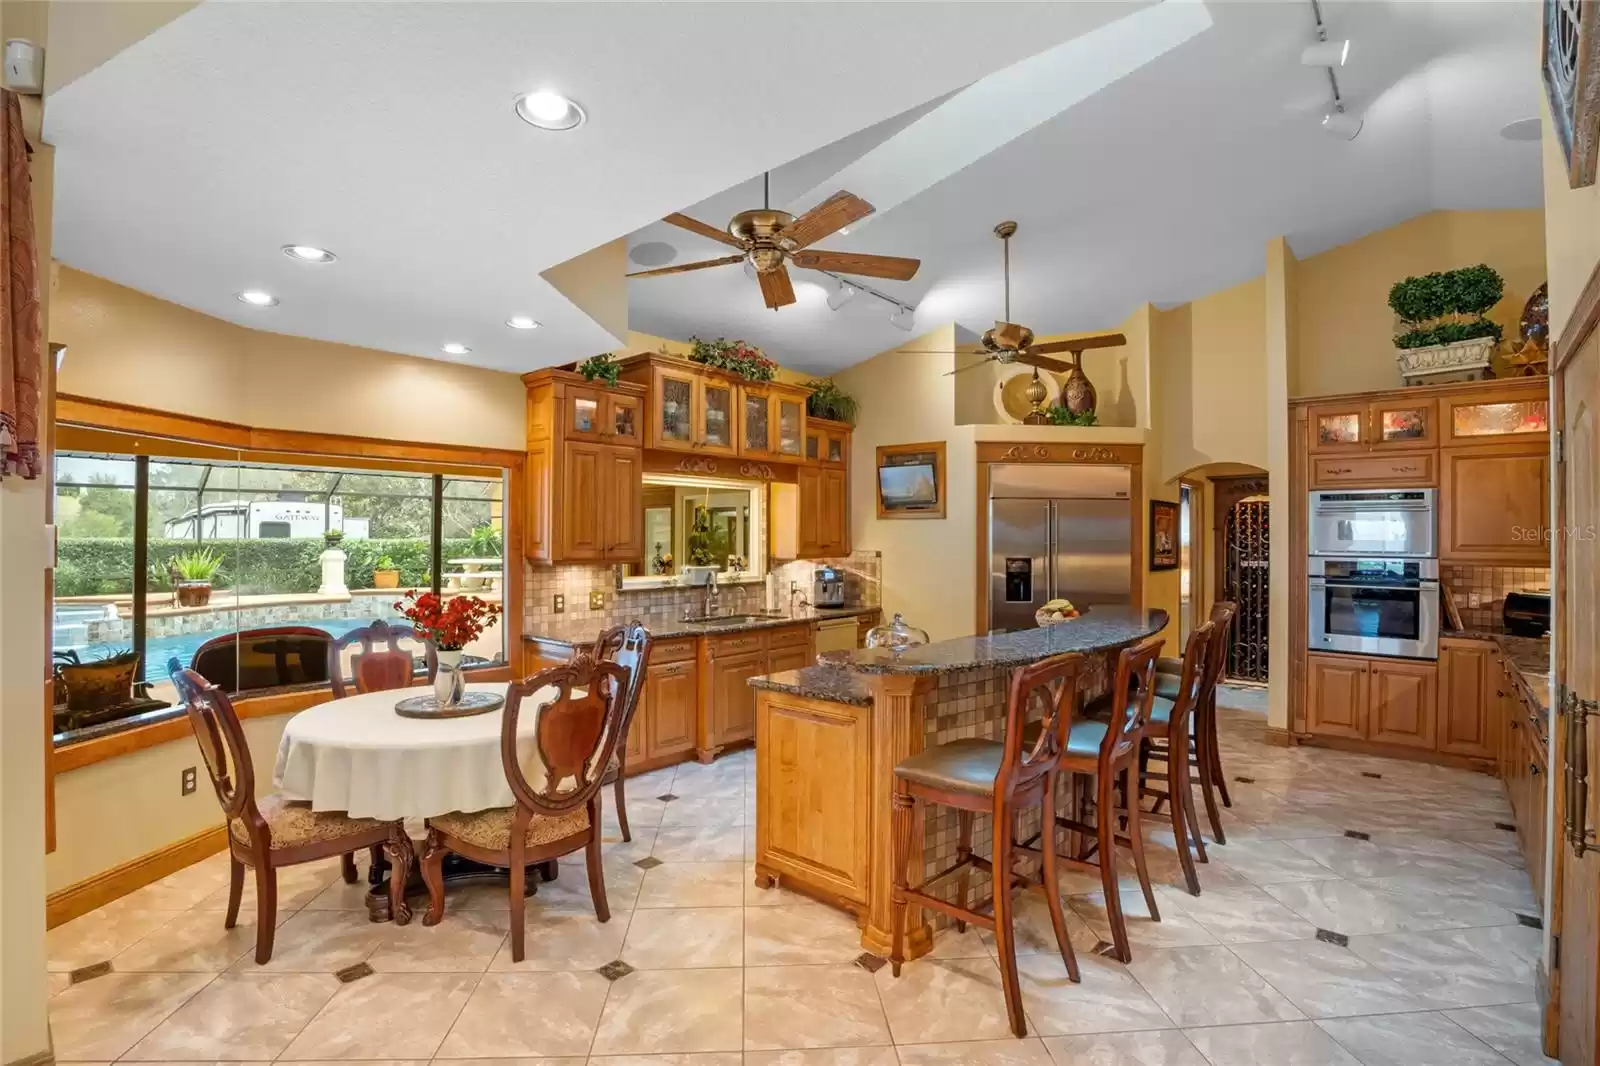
0,89,40,481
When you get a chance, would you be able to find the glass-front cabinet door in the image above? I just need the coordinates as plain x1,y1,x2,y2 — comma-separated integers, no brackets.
1441,392,1550,444
564,385,605,443
1367,398,1435,450
805,427,822,463
740,387,772,455
604,393,641,446
1306,401,1368,453
652,367,696,450
699,379,735,454
776,397,804,458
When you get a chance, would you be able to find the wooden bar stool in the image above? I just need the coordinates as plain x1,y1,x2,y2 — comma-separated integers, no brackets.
1137,621,1215,895
1022,635,1163,964
889,652,1085,1039
1153,602,1238,844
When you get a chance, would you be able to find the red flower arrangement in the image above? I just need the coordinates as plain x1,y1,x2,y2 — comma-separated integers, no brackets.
394,590,502,650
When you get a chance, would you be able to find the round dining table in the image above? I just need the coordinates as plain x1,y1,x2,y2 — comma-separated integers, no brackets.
273,681,563,921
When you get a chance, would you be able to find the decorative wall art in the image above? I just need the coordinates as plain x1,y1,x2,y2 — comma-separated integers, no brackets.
1149,499,1180,571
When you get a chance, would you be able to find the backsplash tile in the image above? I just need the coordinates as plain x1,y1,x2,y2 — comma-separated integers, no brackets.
1441,564,1550,633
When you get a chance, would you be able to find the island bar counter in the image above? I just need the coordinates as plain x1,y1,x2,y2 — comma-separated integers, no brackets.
751,607,1169,959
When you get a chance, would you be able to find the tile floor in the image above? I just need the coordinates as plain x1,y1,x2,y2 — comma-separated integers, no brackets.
46,690,1553,1065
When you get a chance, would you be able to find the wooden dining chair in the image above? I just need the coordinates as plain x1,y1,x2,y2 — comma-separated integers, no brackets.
592,622,653,842
168,661,410,963
1136,621,1215,896
419,653,630,962
1022,635,1163,964
328,618,437,698
1154,602,1238,844
889,652,1085,1039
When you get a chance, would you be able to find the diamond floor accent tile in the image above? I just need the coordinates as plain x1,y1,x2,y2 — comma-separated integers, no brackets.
1315,929,1350,947
1517,913,1543,929
1344,830,1371,840
597,959,634,981
1495,821,1518,832
854,952,886,973
335,962,374,983
1235,775,1257,784
1361,771,1383,779
633,856,664,870
69,961,112,984
655,793,679,802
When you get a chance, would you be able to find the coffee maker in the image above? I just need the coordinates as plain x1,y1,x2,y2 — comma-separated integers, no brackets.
812,566,846,608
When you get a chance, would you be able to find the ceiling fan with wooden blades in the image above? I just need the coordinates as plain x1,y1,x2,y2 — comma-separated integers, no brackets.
919,221,1124,376
627,173,921,310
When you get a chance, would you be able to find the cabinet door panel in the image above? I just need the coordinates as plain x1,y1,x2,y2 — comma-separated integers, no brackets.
1306,401,1369,453
1441,393,1550,444
603,446,642,561
1437,641,1492,758
1368,659,1437,750
776,398,804,457
653,368,697,450
564,385,605,443
712,649,767,745
1440,443,1549,563
740,388,772,456
768,643,813,674
1310,451,1434,489
821,468,848,554
1306,654,1367,739
1368,397,1436,450
645,660,697,758
700,380,736,454
797,467,822,557
559,442,605,561
605,393,642,447
756,693,871,904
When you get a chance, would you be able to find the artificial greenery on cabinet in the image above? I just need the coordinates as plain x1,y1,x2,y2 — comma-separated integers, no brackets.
805,378,857,424
1388,264,1505,350
687,337,777,382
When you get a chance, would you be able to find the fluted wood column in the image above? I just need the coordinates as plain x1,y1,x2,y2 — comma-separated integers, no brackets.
860,672,936,958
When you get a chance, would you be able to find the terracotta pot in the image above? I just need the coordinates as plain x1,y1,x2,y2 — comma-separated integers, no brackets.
176,581,212,607
58,654,141,712
372,569,401,589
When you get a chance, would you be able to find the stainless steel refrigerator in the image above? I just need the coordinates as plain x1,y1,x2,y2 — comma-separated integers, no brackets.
988,462,1134,634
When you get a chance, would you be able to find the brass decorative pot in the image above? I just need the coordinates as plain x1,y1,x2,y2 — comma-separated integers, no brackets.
1062,352,1097,416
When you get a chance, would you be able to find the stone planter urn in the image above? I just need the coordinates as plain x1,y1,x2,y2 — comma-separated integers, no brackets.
1395,336,1496,385
318,547,349,596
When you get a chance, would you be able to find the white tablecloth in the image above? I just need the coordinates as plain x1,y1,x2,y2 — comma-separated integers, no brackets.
273,683,555,821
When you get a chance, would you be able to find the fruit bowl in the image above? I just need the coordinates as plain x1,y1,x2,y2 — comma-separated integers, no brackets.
1035,599,1084,626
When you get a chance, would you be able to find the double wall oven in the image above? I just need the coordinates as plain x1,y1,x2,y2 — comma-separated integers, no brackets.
1308,489,1440,661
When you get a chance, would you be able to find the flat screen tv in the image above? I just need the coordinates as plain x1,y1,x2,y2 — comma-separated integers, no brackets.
878,462,939,511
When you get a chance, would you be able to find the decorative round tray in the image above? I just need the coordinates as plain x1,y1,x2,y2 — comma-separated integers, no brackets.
394,691,505,719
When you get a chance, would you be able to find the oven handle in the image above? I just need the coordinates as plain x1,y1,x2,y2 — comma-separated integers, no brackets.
1314,582,1439,591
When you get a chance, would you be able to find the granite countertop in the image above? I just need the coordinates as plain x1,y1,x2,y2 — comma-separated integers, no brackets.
524,604,881,647
748,665,872,707
845,606,1169,676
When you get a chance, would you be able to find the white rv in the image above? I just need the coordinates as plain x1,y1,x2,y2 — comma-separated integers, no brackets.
162,500,370,540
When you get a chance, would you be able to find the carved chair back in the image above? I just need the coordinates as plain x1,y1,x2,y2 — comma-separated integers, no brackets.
329,619,435,699
191,625,334,693
500,654,630,819
1165,621,1216,738
1099,636,1164,766
169,658,262,833
996,652,1082,798
592,621,653,745
1201,601,1238,696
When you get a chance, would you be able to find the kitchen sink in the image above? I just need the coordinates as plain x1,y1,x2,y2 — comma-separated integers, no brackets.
683,612,786,626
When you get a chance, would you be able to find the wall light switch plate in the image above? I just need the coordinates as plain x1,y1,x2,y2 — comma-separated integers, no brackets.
589,590,605,610
1467,592,1482,608
181,767,197,796
553,594,565,613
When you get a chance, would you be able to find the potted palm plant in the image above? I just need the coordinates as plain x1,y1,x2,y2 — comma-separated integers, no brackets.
372,555,401,589
170,547,224,607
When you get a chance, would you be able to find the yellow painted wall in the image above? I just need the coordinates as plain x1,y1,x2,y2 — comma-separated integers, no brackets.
1294,209,1546,398
45,715,292,894
833,325,979,642
1542,100,1600,339
541,238,629,346
52,267,529,451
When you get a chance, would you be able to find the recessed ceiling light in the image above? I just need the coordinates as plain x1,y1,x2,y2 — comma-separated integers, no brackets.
236,290,278,307
441,342,472,356
514,90,586,131
1499,118,1541,142
505,316,540,330
281,244,337,263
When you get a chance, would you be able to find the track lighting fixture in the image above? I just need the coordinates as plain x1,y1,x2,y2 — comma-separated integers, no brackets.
889,304,915,332
1322,106,1363,140
1301,39,1349,67
827,280,857,311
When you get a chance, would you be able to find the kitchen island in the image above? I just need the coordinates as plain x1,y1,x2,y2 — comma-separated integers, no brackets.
750,606,1168,958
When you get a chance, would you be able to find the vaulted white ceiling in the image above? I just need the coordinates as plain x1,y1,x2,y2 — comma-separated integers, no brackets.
43,1,1133,373
627,0,1544,374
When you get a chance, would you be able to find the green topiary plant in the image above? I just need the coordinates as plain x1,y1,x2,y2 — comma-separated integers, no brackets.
688,336,777,382
805,378,857,424
1388,264,1505,350
1046,405,1098,427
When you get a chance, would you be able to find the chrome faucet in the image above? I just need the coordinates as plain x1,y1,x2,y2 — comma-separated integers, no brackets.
702,570,720,618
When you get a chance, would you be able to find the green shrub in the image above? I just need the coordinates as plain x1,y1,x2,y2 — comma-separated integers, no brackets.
1387,264,1505,350
1393,319,1504,350
55,537,483,598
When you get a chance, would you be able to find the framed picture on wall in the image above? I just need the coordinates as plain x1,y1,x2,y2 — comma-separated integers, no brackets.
876,441,946,519
1149,499,1179,571
1545,0,1600,188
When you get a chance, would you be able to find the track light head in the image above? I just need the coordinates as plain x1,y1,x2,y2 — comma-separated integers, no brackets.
889,304,915,332
1321,107,1363,141
1302,39,1349,67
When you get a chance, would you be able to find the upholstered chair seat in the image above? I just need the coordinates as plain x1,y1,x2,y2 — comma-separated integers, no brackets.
427,805,590,852
227,795,388,851
891,738,1005,795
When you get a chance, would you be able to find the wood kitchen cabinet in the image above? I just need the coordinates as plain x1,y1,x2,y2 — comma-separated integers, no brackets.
1440,441,1549,564
1367,658,1437,750
710,647,766,748
1307,398,1437,454
524,369,646,565
1305,653,1368,740
701,624,816,757
739,384,811,459
1310,451,1435,489
1439,385,1550,444
1437,639,1495,759
643,656,698,760
621,354,742,456
795,464,850,558
806,418,851,466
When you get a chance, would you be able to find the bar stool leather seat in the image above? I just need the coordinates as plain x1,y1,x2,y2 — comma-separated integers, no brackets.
892,739,1006,796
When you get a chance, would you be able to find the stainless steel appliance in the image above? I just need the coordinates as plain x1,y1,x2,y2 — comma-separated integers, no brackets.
1309,557,1440,660
988,463,1132,634
1503,590,1551,637
812,566,846,608
1309,489,1436,558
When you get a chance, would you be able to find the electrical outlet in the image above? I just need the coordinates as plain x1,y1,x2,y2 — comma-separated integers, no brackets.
553,593,565,613
181,766,198,796
1467,592,1482,608
589,590,605,610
